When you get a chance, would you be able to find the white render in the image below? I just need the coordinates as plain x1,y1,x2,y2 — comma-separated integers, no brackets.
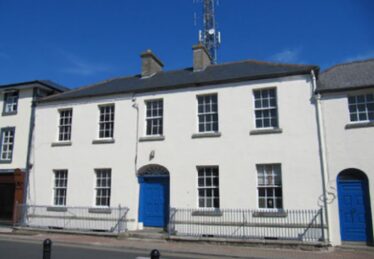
319,89,374,246
30,74,326,233
0,87,34,170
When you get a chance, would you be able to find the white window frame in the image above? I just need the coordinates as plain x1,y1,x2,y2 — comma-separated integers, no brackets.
95,169,111,207
53,170,68,206
145,99,163,136
253,88,278,129
3,91,19,114
197,94,219,133
0,127,15,162
348,93,374,123
58,109,73,142
98,104,115,139
197,166,220,209
256,164,283,210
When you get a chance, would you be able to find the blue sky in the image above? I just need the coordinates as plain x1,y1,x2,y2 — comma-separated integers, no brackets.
0,0,373,88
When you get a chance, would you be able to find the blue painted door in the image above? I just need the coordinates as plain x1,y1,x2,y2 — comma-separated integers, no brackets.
338,180,369,242
139,177,169,227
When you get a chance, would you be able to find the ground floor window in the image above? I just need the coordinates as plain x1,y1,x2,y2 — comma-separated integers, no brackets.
53,170,68,206
197,166,219,208
257,164,282,209
95,169,111,207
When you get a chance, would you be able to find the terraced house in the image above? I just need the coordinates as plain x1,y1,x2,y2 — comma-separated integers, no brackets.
317,59,374,245
24,45,330,243
0,81,67,224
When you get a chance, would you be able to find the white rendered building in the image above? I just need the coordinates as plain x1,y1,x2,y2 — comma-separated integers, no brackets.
27,45,329,242
317,59,374,245
0,81,67,223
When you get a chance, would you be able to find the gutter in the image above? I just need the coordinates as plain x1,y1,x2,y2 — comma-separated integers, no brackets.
38,69,316,104
311,70,331,244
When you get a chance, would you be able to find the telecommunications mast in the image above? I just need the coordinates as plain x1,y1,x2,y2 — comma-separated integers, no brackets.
195,0,221,64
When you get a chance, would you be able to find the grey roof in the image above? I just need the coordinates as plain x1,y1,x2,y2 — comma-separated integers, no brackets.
40,60,317,103
0,80,69,92
317,59,374,93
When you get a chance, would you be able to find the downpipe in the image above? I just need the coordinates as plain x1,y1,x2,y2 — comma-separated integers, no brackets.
311,70,331,244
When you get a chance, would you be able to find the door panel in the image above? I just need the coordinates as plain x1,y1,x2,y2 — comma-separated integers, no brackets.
338,180,369,242
139,177,169,227
0,184,15,220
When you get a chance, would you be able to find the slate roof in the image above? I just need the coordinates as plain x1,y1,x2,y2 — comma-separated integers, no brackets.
0,80,69,92
40,60,317,103
317,59,374,93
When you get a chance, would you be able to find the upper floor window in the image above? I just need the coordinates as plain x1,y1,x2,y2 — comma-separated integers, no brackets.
257,164,282,209
53,170,68,206
197,94,218,132
146,99,163,136
95,169,111,207
253,88,278,128
58,109,72,141
198,166,220,208
0,128,15,162
3,91,19,115
348,93,374,122
98,105,114,139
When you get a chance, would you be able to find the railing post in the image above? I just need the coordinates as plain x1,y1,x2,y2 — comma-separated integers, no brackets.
320,208,325,242
43,239,52,259
168,208,176,237
117,204,121,235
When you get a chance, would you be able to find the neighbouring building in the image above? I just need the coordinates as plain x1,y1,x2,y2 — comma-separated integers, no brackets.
0,81,68,224
27,45,329,243
317,59,374,245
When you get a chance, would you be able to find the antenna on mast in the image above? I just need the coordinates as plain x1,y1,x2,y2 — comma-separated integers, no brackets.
195,0,221,64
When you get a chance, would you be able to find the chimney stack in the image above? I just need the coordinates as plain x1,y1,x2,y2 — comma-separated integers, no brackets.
140,49,164,78
192,43,212,72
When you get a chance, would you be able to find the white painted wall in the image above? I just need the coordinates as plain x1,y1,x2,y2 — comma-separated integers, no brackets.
30,74,324,232
320,89,374,245
0,87,34,170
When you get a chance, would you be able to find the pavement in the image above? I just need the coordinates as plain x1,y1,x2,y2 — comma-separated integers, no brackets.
0,228,374,259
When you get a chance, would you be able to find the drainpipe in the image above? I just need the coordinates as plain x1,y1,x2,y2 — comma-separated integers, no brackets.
311,70,331,244
132,94,139,175
23,87,38,205
131,94,141,229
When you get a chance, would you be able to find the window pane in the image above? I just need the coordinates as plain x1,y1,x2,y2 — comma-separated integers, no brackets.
198,167,219,208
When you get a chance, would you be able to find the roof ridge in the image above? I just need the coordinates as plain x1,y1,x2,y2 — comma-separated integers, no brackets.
322,58,374,74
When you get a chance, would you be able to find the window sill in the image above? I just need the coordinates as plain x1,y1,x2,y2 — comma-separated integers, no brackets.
191,210,223,217
92,138,115,144
345,122,374,129
51,141,72,147
47,206,68,212
252,211,287,218
191,132,221,139
1,111,17,116
88,207,112,214
0,160,12,164
250,128,283,135
139,136,165,142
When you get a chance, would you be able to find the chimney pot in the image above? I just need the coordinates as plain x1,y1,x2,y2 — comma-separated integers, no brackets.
140,49,164,78
192,43,212,72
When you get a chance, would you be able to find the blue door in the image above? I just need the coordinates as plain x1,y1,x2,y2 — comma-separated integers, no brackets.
338,180,370,242
139,177,169,228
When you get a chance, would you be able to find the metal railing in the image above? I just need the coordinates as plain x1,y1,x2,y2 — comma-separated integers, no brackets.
168,208,326,243
14,204,130,235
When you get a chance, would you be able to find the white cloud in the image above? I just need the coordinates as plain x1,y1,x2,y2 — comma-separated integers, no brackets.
270,48,304,64
59,49,113,76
